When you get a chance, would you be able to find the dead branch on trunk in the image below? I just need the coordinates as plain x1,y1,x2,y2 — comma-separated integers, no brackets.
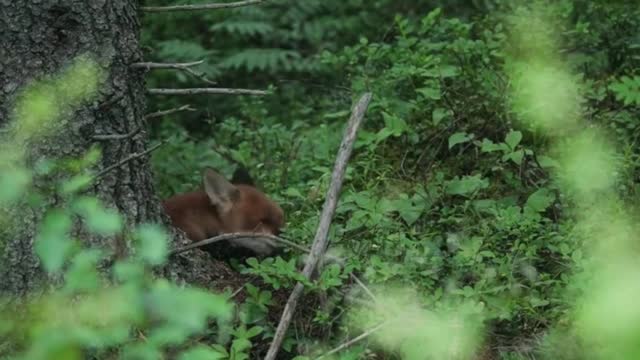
264,93,372,360
92,126,141,141
94,141,166,180
131,60,217,85
147,88,267,96
131,60,204,69
145,105,196,120
141,0,265,13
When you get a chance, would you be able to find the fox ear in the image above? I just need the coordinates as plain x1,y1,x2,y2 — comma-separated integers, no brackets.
202,168,239,215
231,167,255,186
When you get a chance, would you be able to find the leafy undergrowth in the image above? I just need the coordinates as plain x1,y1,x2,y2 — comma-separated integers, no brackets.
2,0,640,359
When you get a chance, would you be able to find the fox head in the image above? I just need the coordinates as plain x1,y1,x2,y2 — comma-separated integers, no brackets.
162,167,284,257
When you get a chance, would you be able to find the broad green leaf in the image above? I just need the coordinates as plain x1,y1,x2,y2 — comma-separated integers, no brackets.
73,197,122,235
416,86,441,100
114,260,145,284
135,224,169,265
438,64,459,77
448,132,473,149
525,188,554,213
60,174,93,194
505,130,523,150
445,175,489,197
178,346,226,360
0,167,31,204
382,111,409,137
284,187,303,198
432,108,449,125
503,149,525,165
35,210,74,272
480,138,504,153
64,249,103,292
245,326,263,338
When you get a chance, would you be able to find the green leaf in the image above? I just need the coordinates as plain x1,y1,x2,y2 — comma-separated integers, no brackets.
0,167,31,204
64,249,103,292
480,138,505,153
73,197,122,235
448,132,473,149
382,111,409,137
432,108,449,125
35,210,74,272
135,224,169,265
525,188,554,213
245,326,263,338
445,175,489,197
503,149,525,165
60,174,93,194
438,64,459,77
416,86,441,100
505,130,523,150
178,346,226,360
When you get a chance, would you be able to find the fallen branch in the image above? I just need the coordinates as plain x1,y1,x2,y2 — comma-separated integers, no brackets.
131,61,217,85
264,93,372,360
144,105,196,120
92,126,141,140
170,232,336,260
141,0,265,12
315,322,386,360
94,141,165,180
147,88,267,96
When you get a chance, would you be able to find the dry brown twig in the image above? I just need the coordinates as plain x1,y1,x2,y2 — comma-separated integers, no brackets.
144,104,196,120
92,126,142,141
315,321,386,360
147,88,267,96
141,0,265,13
264,93,373,360
131,60,217,85
94,141,166,180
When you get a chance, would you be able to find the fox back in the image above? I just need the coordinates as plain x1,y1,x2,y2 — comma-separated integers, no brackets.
162,168,284,257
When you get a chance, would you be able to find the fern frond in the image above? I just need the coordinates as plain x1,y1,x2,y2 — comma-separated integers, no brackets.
210,21,274,37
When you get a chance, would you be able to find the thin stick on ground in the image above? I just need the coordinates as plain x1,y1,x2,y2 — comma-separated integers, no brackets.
147,88,267,96
350,273,378,303
315,322,386,360
94,141,165,180
141,0,265,12
145,105,196,120
264,93,372,360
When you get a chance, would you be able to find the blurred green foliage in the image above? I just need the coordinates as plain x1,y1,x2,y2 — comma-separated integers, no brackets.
144,0,640,358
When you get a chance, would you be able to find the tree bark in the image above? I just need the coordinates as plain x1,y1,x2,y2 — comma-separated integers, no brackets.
0,0,229,297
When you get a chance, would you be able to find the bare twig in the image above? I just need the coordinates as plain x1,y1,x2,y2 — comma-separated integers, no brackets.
131,60,217,85
147,88,267,96
94,141,165,180
92,126,141,140
227,285,247,300
131,60,204,69
350,274,377,303
315,322,386,360
170,233,279,256
144,104,196,120
169,232,333,259
141,0,265,12
264,93,372,360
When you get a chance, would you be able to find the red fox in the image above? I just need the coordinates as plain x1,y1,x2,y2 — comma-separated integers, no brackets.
162,167,284,257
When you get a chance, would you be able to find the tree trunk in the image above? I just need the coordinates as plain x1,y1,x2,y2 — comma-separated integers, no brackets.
0,0,233,297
